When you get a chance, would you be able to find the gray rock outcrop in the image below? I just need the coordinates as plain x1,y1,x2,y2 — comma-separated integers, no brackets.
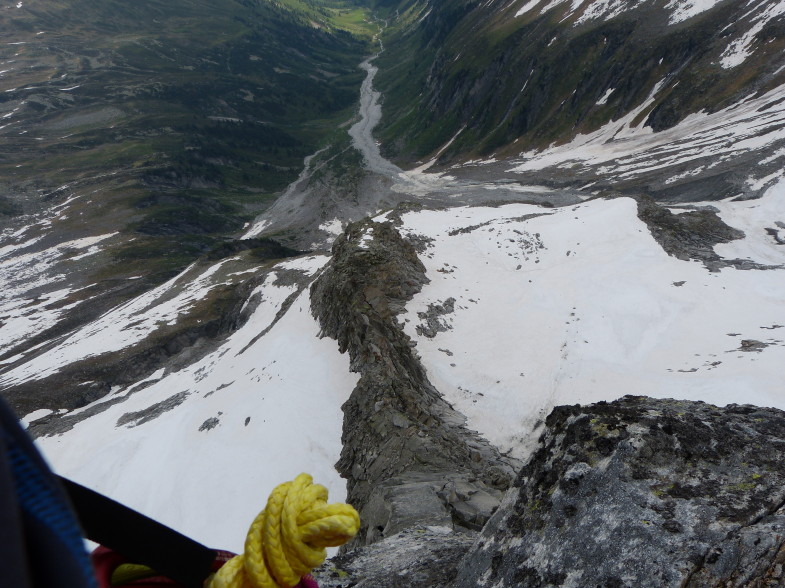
310,220,520,548
317,525,475,588
306,216,785,587
315,395,785,587
453,396,785,587
634,197,772,271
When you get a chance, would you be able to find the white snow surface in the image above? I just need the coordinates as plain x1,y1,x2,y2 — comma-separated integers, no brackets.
720,0,785,68
319,218,344,236
513,0,720,24
714,180,785,265
665,0,722,23
0,228,118,356
506,81,785,187
36,255,358,553
397,183,785,460
596,88,614,105
514,0,541,18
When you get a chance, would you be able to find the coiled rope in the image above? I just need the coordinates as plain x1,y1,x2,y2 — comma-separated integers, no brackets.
207,473,360,588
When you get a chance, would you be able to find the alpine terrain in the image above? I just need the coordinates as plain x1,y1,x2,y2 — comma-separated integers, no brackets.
2,0,785,585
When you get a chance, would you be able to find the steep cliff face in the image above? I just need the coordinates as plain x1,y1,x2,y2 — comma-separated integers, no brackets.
310,219,520,546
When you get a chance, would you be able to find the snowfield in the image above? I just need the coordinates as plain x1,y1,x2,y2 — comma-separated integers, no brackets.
25,178,785,553
34,255,358,553
398,181,785,460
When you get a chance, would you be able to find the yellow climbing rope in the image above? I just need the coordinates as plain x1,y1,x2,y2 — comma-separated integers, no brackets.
207,473,360,588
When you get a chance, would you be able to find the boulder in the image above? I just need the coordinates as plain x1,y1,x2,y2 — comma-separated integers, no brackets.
453,396,785,587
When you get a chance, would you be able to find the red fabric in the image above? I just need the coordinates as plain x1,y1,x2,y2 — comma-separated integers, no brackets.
209,550,236,573
91,546,319,587
298,575,319,588
91,546,236,587
92,547,135,588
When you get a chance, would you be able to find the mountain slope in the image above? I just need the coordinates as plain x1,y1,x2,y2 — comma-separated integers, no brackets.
23,178,785,560
1,0,785,580
30,255,359,552
0,0,374,376
373,0,785,199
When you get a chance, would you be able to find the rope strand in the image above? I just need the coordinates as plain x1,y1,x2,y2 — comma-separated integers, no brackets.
208,474,360,588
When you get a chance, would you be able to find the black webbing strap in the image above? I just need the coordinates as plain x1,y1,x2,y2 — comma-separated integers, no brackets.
58,476,217,588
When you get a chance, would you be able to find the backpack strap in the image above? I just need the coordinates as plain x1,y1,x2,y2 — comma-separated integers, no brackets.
0,397,97,588
59,476,218,588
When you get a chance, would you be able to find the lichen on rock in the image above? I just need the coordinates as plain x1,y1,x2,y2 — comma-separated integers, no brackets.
453,396,785,588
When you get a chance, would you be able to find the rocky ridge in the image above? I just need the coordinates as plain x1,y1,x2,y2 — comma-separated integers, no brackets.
308,217,785,587
310,219,521,547
453,396,785,587
315,394,785,587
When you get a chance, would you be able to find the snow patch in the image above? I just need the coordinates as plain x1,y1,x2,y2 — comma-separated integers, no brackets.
515,0,541,17
21,408,53,428
319,218,344,236
358,227,375,249
400,198,785,460
411,126,466,173
720,0,785,68
596,88,614,105
665,0,722,23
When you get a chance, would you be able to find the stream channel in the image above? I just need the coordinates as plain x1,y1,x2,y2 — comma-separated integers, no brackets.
242,54,582,249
